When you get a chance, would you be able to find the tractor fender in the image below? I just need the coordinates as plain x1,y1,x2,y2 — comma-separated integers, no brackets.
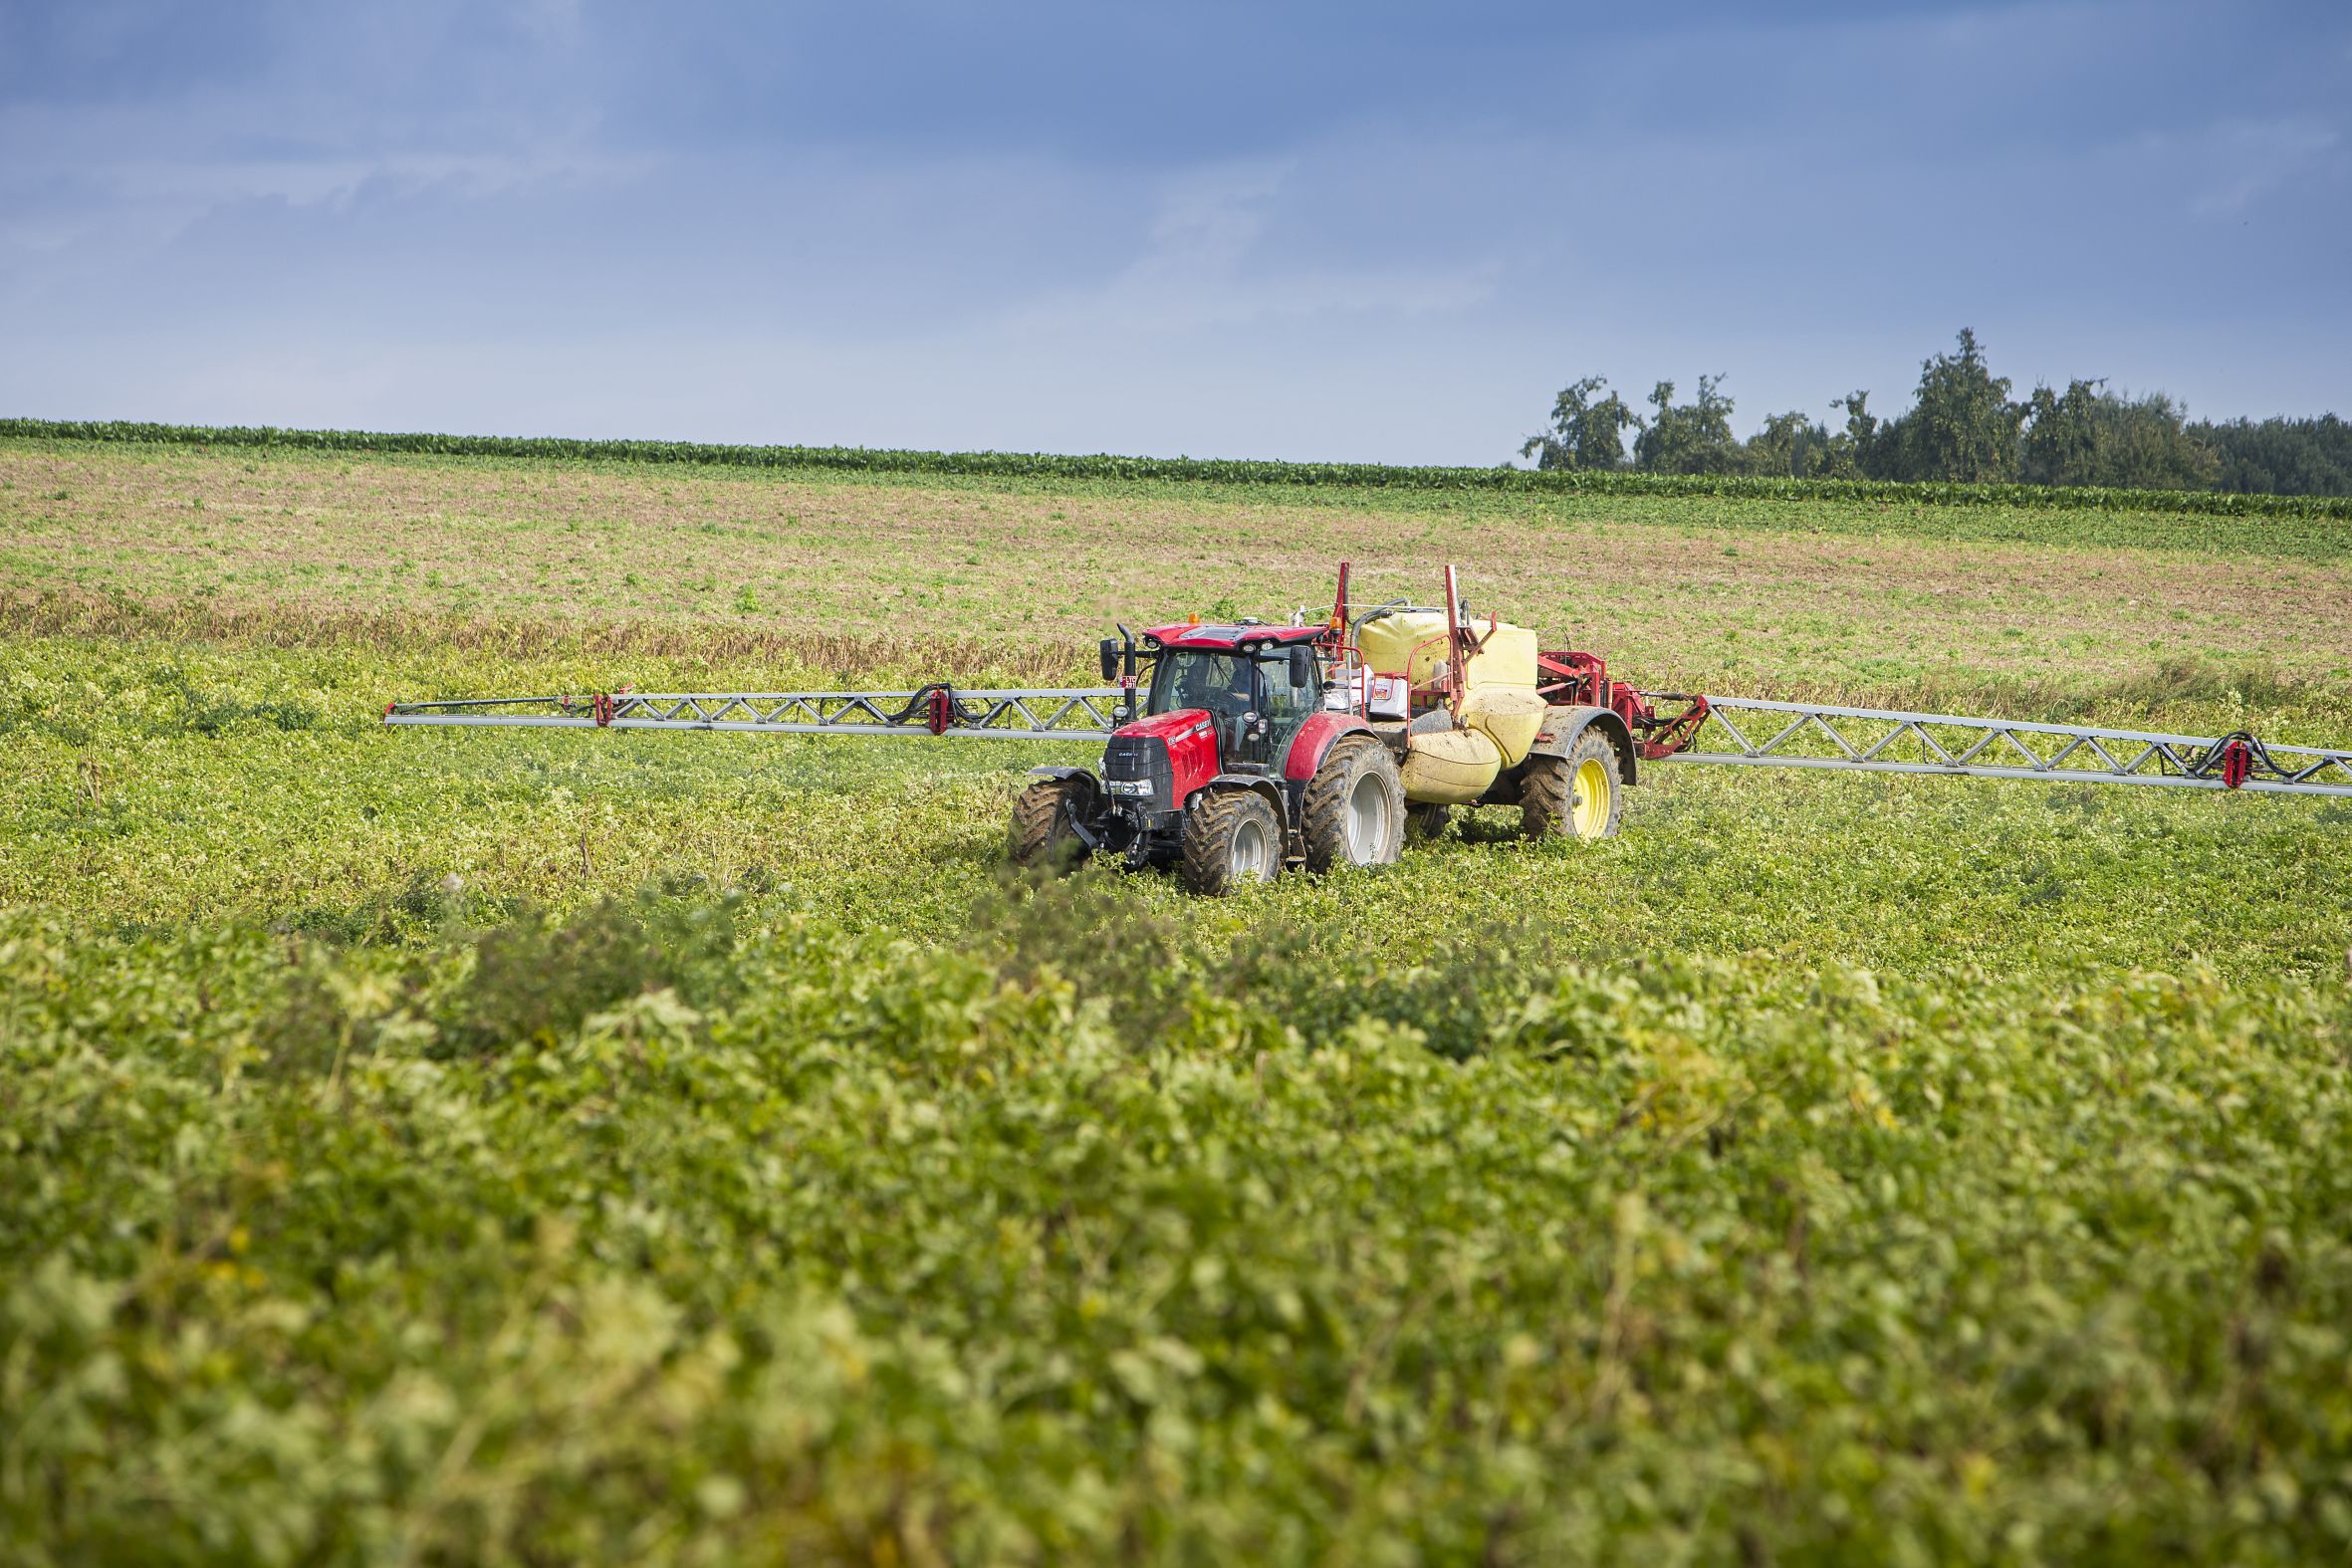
1192,774,1292,826
1280,712,1380,784
1526,706,1637,784
1026,765,1100,784
1278,714,1378,826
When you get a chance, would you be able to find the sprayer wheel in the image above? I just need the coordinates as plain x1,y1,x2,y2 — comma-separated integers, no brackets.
1302,737,1406,873
1522,731,1624,841
1008,775,1098,870
1182,788,1284,895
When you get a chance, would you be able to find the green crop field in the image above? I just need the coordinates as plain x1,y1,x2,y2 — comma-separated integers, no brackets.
5,434,2351,1564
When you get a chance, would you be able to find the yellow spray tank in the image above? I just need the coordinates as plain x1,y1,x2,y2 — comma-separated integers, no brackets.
1356,566,1546,803
1396,720,1504,803
1461,686,1546,767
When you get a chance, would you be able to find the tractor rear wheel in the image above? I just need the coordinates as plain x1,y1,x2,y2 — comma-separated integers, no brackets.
1008,775,1098,869
1182,788,1284,895
1521,730,1624,841
1302,737,1405,873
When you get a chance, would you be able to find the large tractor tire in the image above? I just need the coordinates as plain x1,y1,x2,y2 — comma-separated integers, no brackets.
1521,730,1625,841
1302,737,1406,873
1182,788,1285,895
1008,775,1098,870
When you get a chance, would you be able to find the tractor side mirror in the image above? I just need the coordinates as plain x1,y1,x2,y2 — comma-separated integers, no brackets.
1099,639,1120,682
1289,645,1313,689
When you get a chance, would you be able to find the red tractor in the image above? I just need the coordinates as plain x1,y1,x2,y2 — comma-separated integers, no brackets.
1008,563,1697,893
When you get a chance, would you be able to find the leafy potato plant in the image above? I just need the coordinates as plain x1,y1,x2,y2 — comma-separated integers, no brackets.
4,897,2349,1564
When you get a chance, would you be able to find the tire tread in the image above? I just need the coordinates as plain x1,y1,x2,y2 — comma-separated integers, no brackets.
1009,776,1092,867
1520,731,1624,840
1301,736,1405,873
1183,788,1280,895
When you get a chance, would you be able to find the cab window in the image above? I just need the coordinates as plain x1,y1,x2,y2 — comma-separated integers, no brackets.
1260,648,1319,725
1150,652,1253,716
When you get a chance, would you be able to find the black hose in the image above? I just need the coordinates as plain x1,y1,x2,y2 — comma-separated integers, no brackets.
882,683,998,731
2180,730,2307,785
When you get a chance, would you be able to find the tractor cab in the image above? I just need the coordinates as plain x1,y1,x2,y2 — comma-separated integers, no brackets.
1142,625,1323,770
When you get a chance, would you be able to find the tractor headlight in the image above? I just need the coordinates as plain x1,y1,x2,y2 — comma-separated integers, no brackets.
1103,778,1154,798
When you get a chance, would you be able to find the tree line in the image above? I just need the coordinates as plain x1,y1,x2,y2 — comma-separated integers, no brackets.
1521,330,2352,497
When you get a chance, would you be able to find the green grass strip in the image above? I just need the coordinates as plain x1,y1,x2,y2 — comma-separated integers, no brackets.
8,416,2348,520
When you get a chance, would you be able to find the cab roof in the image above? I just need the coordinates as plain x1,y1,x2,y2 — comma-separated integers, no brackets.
1143,622,1326,652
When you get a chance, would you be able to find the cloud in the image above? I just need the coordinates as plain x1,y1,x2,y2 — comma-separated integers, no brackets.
1,0,2345,460
984,154,1501,344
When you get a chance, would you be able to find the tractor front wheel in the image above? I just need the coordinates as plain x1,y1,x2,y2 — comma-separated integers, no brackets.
1182,789,1284,895
1008,775,1099,870
1302,737,1406,873
1521,731,1624,841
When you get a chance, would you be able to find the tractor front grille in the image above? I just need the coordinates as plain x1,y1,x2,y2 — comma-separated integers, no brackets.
1103,734,1175,811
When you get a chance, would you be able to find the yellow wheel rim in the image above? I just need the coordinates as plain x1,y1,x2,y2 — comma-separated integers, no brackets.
1571,758,1612,838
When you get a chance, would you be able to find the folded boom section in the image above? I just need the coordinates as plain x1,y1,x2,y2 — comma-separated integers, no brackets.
1665,695,2352,798
383,686,1127,740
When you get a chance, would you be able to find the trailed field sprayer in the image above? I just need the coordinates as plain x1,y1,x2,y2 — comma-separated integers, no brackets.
387,561,2352,895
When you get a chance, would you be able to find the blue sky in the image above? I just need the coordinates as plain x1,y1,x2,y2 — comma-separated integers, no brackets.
3,0,2345,462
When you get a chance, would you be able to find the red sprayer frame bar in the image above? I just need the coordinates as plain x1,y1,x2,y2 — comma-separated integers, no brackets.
1537,651,1711,760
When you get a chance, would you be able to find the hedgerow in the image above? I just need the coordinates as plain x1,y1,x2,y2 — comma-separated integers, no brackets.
7,416,2349,520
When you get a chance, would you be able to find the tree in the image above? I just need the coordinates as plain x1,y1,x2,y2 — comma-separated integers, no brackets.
1744,410,1836,478
1511,331,2347,498
2017,380,2101,487
1520,375,1641,471
1810,390,1883,479
1888,328,2021,482
1633,375,1745,475
2019,380,2219,491
2101,392,2220,491
2191,413,2352,497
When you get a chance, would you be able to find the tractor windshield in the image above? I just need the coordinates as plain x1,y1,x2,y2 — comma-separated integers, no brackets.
1150,652,1255,718
1147,648,1320,725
